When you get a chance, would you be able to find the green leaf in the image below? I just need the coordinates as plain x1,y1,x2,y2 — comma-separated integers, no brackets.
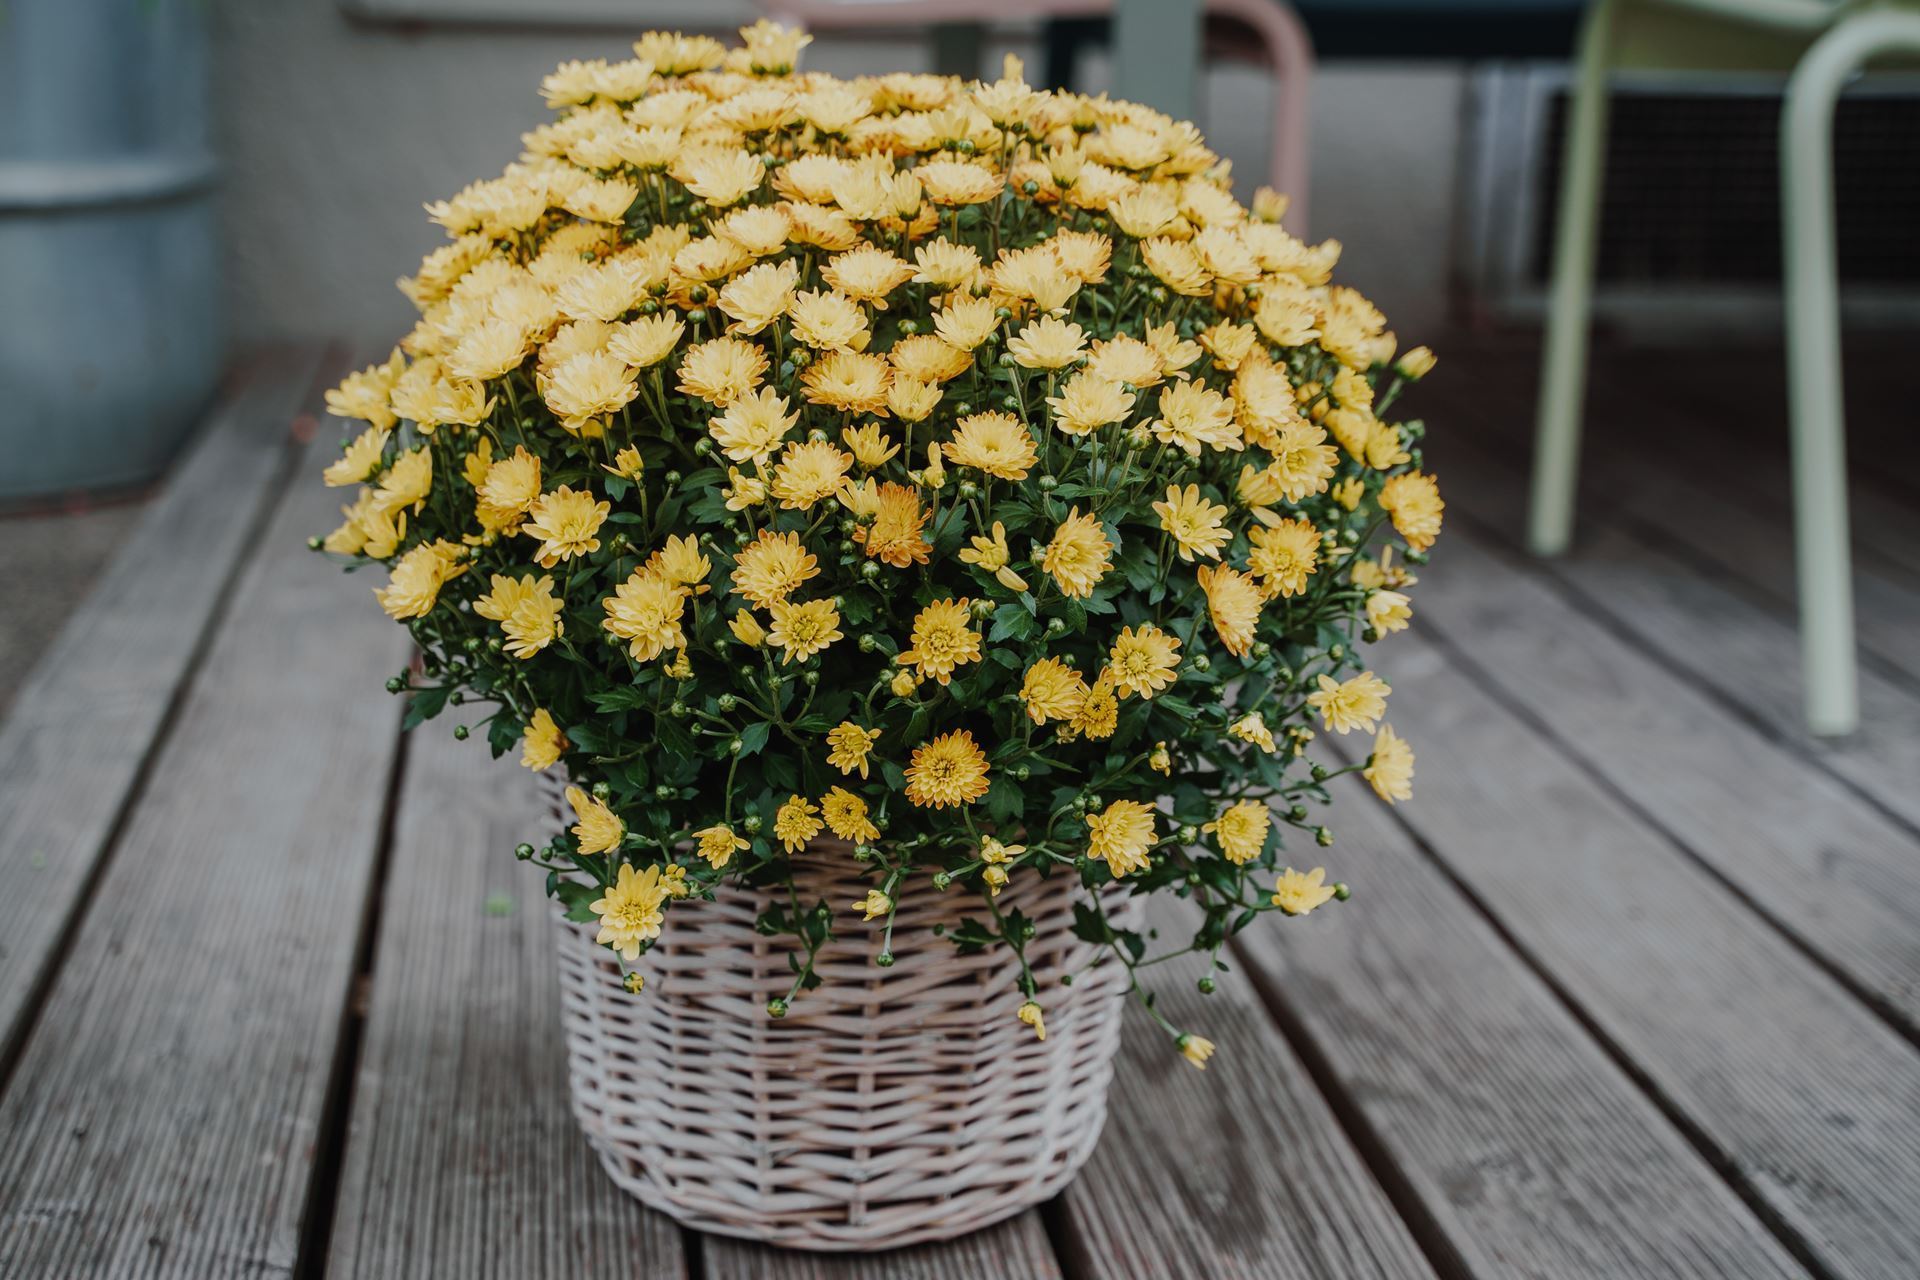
737,720,772,757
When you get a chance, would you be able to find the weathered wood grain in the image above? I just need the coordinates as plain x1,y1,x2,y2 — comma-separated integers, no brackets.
326,735,688,1278
1427,346,1920,682
1053,899,1440,1280
0,347,328,1070
0,411,412,1276
704,1211,1062,1279
1228,796,1812,1277
1434,422,1920,837
1322,626,1920,1280
1406,528,1920,1031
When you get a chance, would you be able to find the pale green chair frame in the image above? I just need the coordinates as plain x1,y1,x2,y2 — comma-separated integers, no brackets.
1530,0,1920,736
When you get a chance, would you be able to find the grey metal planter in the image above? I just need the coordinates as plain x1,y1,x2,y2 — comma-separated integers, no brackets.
0,0,224,505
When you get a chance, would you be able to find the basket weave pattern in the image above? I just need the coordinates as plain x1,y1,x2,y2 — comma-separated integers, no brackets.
540,773,1142,1250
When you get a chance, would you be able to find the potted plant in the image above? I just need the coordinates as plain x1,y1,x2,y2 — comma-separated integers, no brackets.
315,21,1442,1252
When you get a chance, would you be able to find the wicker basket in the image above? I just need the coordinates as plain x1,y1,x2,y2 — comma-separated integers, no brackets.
538,772,1141,1250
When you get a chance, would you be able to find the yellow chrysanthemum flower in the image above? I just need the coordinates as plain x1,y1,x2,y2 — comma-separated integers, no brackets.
693,823,750,869
889,334,972,384
943,412,1037,482
897,598,982,686
904,729,991,808
767,597,843,663
590,862,667,964
523,486,610,568
841,422,900,469
1378,471,1444,551
1247,518,1319,600
1084,334,1165,388
1148,379,1241,455
609,314,685,369
823,787,881,843
474,572,566,658
771,440,854,509
373,539,465,620
825,722,882,778
545,350,640,432
521,707,567,771
1020,656,1087,725
931,295,1000,351
787,289,870,352
1306,671,1391,735
958,520,1029,592
373,447,433,517
323,427,390,487
911,238,981,288
677,336,769,407
1195,563,1262,657
1179,1035,1216,1070
850,887,891,921
600,568,688,663
1204,800,1271,865
773,793,822,852
568,785,625,856
853,482,931,567
1041,507,1112,599
730,529,819,606
1107,623,1181,699
1366,589,1413,637
709,386,799,464
800,350,892,414
1085,798,1156,877
1230,711,1277,753
716,258,799,335
1007,315,1088,370
1067,667,1120,740
1365,724,1415,804
1271,867,1337,916
1150,484,1230,562
1046,373,1135,436
821,245,915,307
728,609,766,647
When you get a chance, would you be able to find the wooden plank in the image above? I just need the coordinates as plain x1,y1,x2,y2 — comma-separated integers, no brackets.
1232,896,1812,1276
705,1212,1062,1279
1319,626,1920,1280
0,415,413,1275
1407,528,1920,1032
326,735,687,1276
1227,788,1814,1277
1434,421,1920,837
1054,901,1441,1280
0,346,327,1069
1430,347,1920,682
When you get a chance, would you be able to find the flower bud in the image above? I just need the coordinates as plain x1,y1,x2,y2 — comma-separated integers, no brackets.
1333,882,1352,901
453,725,469,740
767,998,788,1018
514,842,535,861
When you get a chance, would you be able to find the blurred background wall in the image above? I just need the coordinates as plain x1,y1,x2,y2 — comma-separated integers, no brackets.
210,1,1465,344
209,0,1920,349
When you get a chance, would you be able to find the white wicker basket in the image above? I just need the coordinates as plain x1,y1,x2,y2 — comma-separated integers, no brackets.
538,772,1140,1250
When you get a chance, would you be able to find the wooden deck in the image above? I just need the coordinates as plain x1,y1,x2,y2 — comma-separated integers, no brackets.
1,340,1917,1278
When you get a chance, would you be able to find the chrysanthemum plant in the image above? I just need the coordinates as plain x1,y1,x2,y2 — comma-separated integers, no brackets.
316,23,1443,1066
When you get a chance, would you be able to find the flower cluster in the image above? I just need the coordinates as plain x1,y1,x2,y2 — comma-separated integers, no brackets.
316,23,1442,1066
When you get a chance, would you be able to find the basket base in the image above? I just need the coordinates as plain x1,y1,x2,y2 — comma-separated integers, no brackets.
573,1104,1113,1252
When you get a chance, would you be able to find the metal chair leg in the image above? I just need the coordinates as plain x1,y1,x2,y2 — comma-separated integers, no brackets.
1781,10,1920,735
1528,0,1616,556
